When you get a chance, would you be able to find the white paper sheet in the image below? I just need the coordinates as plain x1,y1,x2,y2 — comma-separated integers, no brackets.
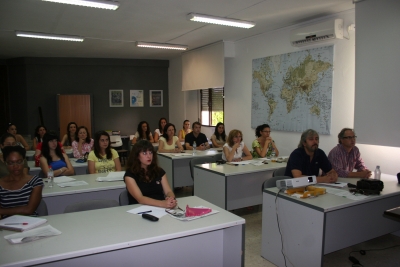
127,205,167,218
168,206,219,221
57,181,89,188
53,176,76,183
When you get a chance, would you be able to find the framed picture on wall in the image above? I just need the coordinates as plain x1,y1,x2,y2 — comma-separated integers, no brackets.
109,89,124,107
150,90,163,107
130,90,144,107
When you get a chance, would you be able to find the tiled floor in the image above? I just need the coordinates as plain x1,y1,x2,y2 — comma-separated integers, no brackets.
176,186,400,267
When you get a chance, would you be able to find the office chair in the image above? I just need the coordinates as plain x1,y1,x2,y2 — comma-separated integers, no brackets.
63,199,119,213
110,135,128,165
272,167,286,177
36,199,48,216
262,176,291,192
189,156,215,196
213,153,223,161
119,189,130,206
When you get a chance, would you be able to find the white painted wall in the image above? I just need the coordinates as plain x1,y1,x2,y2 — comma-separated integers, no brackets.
169,8,400,176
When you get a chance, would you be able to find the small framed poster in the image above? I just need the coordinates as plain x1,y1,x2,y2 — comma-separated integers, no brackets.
130,90,144,107
150,90,163,107
109,90,124,107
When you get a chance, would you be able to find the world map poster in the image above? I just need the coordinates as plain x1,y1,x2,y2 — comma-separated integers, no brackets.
251,45,333,134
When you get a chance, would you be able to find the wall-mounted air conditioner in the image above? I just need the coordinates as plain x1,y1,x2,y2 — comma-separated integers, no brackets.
290,19,344,47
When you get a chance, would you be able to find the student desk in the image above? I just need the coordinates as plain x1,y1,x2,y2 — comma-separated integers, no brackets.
28,160,88,176
261,174,400,267
157,149,222,188
42,173,126,215
0,196,245,267
194,161,287,210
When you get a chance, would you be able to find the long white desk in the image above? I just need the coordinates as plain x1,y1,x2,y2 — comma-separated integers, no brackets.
0,196,245,267
261,174,400,267
194,161,287,210
158,149,222,188
28,160,88,176
42,173,126,215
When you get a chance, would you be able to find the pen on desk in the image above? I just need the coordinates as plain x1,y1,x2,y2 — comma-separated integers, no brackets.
137,210,152,214
5,223,28,225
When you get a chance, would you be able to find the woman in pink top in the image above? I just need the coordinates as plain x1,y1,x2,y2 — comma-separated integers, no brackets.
72,126,94,158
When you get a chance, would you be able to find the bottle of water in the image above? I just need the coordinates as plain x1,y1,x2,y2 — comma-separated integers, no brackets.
374,165,381,180
48,167,54,188
193,141,197,155
271,148,276,158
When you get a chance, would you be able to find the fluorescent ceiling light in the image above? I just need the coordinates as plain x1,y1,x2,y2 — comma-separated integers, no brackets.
16,31,84,42
42,0,119,10
187,13,255,29
136,42,188,51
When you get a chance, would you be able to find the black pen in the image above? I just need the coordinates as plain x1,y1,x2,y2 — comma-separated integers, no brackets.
137,210,152,214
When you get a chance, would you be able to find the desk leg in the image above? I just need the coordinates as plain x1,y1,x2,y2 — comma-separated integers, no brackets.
261,192,324,267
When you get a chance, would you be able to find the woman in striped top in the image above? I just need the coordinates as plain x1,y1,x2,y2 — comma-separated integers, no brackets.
0,146,44,218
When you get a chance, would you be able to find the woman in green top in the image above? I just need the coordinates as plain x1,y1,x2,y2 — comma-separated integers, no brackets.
251,124,279,158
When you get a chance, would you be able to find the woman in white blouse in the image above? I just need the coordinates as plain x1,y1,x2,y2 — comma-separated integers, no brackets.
158,123,184,153
222,129,252,162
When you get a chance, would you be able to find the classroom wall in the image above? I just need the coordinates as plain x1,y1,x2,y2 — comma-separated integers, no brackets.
169,8,400,175
7,57,169,137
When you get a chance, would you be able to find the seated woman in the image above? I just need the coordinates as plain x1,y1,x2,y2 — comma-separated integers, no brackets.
32,125,47,150
39,132,75,177
72,126,94,158
222,129,252,162
0,133,29,177
124,140,177,208
0,146,43,218
158,123,184,153
251,124,279,158
88,130,121,174
131,121,154,144
61,122,78,149
178,120,192,142
210,122,226,148
153,117,167,143
6,123,30,150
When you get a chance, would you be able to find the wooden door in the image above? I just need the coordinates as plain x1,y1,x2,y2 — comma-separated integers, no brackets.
58,95,92,138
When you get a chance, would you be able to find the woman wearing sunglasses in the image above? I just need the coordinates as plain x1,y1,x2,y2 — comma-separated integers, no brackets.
124,140,177,208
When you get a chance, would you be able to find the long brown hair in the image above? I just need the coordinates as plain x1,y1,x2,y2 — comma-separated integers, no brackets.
126,140,161,183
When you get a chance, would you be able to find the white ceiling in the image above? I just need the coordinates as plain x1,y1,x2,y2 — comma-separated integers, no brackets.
0,0,354,60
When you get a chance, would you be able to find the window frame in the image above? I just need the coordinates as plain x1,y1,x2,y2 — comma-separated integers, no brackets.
200,87,224,127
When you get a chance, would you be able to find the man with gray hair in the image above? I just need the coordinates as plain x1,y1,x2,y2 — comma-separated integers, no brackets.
328,128,371,178
285,129,338,183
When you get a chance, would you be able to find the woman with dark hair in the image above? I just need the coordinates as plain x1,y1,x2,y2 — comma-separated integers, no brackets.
72,126,94,158
6,123,30,150
88,130,121,174
0,146,43,218
178,120,191,142
251,124,279,158
124,140,177,207
210,122,226,148
61,122,78,149
39,132,74,177
32,125,47,149
131,121,154,144
153,117,167,143
222,129,252,162
158,123,184,153
0,133,29,177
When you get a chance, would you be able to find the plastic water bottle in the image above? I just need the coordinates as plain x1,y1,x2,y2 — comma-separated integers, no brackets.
271,148,276,158
374,165,381,180
48,167,54,188
193,141,197,155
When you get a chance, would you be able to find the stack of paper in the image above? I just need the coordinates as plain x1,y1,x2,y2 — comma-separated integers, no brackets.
0,215,47,232
96,171,125,182
4,225,61,244
53,176,76,183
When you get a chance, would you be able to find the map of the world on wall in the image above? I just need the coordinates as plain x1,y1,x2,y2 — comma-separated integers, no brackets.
251,45,333,134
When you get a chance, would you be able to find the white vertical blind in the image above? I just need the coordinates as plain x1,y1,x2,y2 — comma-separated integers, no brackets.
182,42,224,91
354,0,400,147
